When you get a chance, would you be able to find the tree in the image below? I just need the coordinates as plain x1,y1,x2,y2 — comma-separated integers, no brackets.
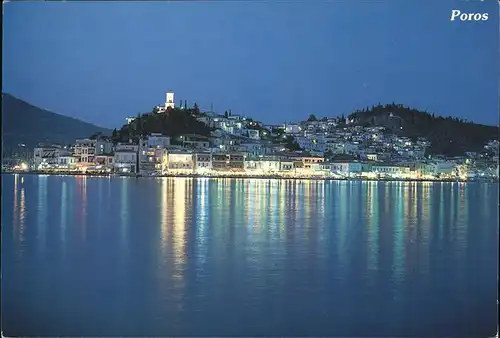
285,135,301,151
307,114,317,122
224,111,229,118
193,103,200,114
111,129,119,142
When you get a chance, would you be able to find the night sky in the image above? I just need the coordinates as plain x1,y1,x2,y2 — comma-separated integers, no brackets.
3,0,498,129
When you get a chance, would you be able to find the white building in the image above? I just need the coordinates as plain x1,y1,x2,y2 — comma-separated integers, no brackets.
330,162,363,176
114,144,139,173
284,123,301,134
180,134,210,149
33,145,63,169
311,163,334,175
238,142,264,157
167,151,194,173
145,133,171,148
417,161,456,177
165,91,175,109
57,156,77,169
280,160,295,172
258,158,281,173
193,153,212,173
155,91,175,113
74,138,113,168
247,129,260,140
372,164,411,177
73,139,95,166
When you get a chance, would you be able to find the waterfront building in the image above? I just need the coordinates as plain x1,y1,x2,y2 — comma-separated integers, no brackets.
137,143,168,175
74,138,113,169
372,164,412,178
210,153,245,172
311,163,334,175
290,154,325,169
167,151,194,173
416,161,456,178
257,157,281,173
94,155,114,171
330,161,363,177
193,152,213,173
56,155,78,170
279,160,295,172
33,145,63,170
114,143,139,173
73,139,95,168
244,159,259,172
212,153,229,171
228,153,245,171
361,162,374,173
2,158,24,170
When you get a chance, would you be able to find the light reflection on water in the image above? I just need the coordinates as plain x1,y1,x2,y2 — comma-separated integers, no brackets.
2,175,498,337
119,178,129,251
60,181,67,251
37,175,48,254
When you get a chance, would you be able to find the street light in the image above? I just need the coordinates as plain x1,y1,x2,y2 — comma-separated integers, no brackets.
18,143,28,169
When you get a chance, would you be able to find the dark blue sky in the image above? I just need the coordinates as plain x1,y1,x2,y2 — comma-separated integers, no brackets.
3,1,498,129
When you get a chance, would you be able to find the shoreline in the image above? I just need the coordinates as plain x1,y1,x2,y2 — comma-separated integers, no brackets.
2,170,498,183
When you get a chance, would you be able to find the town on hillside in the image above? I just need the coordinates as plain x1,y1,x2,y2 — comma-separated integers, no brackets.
4,91,499,181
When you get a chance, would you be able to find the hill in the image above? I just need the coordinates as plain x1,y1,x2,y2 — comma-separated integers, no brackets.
112,105,212,143
348,103,498,156
2,93,112,154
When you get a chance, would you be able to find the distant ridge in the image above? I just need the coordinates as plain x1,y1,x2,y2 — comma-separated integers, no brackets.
1,93,112,154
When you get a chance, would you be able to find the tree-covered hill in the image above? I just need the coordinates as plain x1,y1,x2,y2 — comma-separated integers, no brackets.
348,103,498,156
112,105,212,143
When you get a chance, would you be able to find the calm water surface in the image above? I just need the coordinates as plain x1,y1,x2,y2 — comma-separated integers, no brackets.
2,174,498,337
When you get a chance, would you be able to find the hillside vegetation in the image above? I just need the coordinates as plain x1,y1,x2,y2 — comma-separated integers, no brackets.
112,106,212,143
348,103,498,156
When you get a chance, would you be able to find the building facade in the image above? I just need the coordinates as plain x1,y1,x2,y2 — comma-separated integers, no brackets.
114,144,138,173
167,152,194,173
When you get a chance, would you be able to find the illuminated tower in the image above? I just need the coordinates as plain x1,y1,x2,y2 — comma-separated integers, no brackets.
165,91,175,109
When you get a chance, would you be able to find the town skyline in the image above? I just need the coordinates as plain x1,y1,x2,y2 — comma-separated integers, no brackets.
3,1,498,128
